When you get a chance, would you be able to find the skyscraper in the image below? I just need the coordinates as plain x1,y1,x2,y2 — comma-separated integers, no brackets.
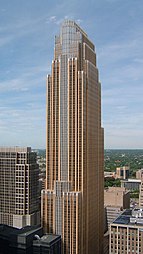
0,147,40,228
42,20,104,254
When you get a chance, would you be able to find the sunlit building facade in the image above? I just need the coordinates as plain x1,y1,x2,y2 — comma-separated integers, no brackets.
41,20,104,254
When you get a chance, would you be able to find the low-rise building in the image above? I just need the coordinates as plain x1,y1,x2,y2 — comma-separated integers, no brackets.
104,187,130,231
136,169,143,180
110,208,143,253
104,171,116,179
104,187,130,208
121,178,141,191
116,166,130,179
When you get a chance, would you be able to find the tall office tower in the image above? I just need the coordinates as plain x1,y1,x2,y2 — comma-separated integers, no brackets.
0,147,40,228
41,20,104,254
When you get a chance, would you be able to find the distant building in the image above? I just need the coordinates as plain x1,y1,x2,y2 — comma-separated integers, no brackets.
104,187,130,208
139,181,143,208
104,187,130,231
116,166,130,179
104,171,116,178
136,169,143,180
121,178,141,191
110,208,143,253
0,147,40,228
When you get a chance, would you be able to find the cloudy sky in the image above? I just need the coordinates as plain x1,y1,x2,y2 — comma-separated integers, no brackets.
0,0,143,149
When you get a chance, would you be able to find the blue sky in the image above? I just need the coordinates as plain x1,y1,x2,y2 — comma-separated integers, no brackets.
0,0,143,149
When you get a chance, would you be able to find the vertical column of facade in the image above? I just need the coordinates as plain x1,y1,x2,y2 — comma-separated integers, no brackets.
46,60,60,190
46,75,52,190
43,60,60,232
85,57,103,253
52,60,60,186
68,58,74,188
15,163,25,216
68,60,86,253
28,153,40,214
60,56,69,181
68,58,78,191
77,71,83,193
47,60,57,189
139,229,143,252
0,151,16,225
77,70,87,254
42,190,54,233
139,179,143,207
98,81,104,252
63,192,82,254
51,61,56,188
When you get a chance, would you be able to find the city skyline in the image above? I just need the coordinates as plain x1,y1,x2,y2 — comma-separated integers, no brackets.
0,0,143,149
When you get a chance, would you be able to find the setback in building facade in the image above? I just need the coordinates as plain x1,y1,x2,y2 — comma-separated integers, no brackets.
41,20,104,254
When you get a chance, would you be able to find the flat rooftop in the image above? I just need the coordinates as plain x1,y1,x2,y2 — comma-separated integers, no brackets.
39,234,60,243
0,147,31,153
0,224,42,238
104,187,129,193
121,178,141,183
33,234,61,247
112,209,143,227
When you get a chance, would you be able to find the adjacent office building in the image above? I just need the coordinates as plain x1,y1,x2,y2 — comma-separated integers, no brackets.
121,178,141,191
139,169,143,207
41,20,104,254
136,169,143,180
0,147,40,228
104,187,130,231
110,209,143,253
116,166,130,179
139,181,143,208
104,187,130,208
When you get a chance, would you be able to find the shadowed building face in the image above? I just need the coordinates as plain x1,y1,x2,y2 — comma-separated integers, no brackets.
0,147,40,228
42,20,104,254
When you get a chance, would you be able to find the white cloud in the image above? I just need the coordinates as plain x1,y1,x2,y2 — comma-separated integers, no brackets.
0,0,143,148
